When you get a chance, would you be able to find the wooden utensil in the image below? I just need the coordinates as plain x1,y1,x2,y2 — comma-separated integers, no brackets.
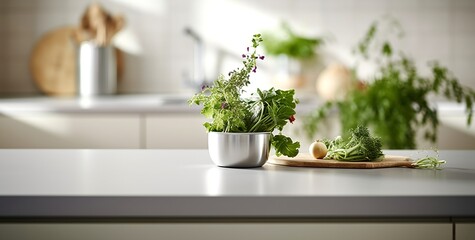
76,3,125,46
268,153,416,169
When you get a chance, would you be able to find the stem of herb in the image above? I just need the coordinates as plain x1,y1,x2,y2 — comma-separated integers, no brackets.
412,156,446,170
250,101,265,132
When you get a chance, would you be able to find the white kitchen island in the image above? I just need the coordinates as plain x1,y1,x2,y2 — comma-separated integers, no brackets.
0,149,474,240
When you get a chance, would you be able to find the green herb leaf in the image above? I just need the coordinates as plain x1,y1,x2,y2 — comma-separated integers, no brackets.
272,134,300,157
382,41,392,56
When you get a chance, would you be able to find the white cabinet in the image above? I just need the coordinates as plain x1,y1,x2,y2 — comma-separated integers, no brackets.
1,111,473,149
0,113,207,149
145,113,208,149
457,223,475,240
0,113,141,148
0,222,452,240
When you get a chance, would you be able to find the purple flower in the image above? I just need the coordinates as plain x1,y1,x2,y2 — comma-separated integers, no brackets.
259,55,265,60
252,66,257,73
221,102,228,109
242,54,246,58
246,47,249,52
201,85,207,91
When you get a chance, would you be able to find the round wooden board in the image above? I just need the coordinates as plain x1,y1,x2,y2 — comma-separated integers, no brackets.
29,26,124,96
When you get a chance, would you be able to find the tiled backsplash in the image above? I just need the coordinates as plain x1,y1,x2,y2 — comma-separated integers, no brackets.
1,0,474,95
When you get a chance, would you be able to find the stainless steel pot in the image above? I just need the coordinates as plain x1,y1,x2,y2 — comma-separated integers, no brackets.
208,132,271,168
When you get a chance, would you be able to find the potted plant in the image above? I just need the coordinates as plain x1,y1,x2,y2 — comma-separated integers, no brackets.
303,19,475,149
189,34,300,168
262,23,324,89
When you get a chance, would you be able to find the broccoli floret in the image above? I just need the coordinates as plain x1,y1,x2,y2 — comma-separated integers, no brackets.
324,126,384,161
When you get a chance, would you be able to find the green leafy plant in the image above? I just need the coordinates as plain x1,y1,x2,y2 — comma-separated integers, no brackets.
303,19,475,149
189,34,300,157
262,23,324,59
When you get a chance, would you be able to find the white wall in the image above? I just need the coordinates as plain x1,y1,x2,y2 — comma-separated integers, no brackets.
0,0,474,95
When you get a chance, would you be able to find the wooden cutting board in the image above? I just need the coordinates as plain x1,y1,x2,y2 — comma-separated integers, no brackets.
268,153,415,169
29,26,124,96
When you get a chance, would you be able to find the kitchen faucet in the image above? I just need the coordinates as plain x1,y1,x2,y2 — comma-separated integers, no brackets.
184,27,211,92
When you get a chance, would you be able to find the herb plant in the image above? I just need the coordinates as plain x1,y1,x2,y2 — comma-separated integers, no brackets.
189,34,300,157
303,20,475,149
262,23,324,59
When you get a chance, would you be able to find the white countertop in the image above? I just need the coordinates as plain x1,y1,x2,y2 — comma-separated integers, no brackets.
0,94,201,114
0,149,474,218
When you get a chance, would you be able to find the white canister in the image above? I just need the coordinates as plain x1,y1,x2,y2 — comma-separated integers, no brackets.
77,41,117,97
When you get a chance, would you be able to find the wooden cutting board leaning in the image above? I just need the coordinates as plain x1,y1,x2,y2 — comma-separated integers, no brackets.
268,153,416,169
29,26,77,96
